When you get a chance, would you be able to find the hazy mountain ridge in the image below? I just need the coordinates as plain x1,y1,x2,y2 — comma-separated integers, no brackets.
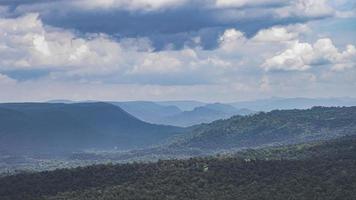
44,97,356,127
0,102,184,155
109,101,182,125
160,103,255,127
109,102,254,127
231,97,356,111
46,100,252,127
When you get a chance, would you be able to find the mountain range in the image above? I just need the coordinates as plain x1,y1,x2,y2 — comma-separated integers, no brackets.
231,97,356,111
45,97,356,126
110,102,254,127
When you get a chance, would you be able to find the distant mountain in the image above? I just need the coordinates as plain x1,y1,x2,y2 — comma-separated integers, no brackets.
161,103,255,127
109,101,182,124
170,106,356,152
47,99,75,104
0,103,183,155
156,100,206,111
108,101,252,127
231,97,356,111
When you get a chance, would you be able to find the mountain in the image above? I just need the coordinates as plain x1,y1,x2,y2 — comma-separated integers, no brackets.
160,103,255,127
156,100,206,111
231,97,356,111
1,135,355,200
109,101,182,124
109,102,252,127
0,103,183,155
40,106,356,164
47,99,76,104
168,106,356,152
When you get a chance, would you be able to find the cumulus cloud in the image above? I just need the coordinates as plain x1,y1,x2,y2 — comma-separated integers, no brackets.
5,0,344,50
0,13,124,74
276,0,334,18
219,29,246,51
0,13,239,85
262,38,356,71
0,3,355,101
252,24,309,42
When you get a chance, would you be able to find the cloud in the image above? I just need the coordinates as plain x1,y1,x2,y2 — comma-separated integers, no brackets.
71,0,187,11
128,51,184,75
6,0,342,50
218,29,246,51
0,13,239,85
0,73,16,84
276,0,334,18
0,6,355,102
262,38,356,71
0,13,124,74
252,24,309,42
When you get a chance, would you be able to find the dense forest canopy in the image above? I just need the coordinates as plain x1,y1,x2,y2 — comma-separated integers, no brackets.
1,135,355,200
173,106,356,151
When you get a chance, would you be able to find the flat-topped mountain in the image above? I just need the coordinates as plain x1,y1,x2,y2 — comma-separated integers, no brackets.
0,102,183,155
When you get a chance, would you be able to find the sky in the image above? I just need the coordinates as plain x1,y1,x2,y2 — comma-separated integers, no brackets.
0,0,355,102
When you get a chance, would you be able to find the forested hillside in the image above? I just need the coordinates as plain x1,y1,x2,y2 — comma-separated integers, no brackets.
100,106,356,161
172,106,356,151
0,135,355,200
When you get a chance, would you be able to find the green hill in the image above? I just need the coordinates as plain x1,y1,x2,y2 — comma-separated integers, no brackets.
172,106,356,151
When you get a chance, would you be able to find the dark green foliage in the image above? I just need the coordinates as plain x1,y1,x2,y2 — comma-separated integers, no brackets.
1,135,356,200
235,135,356,161
174,106,356,151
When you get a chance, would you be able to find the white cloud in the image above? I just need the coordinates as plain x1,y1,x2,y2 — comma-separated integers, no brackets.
0,13,124,74
252,24,309,42
129,52,183,74
219,29,246,52
0,11,355,102
0,13,242,83
276,0,334,18
262,41,313,71
262,38,356,71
